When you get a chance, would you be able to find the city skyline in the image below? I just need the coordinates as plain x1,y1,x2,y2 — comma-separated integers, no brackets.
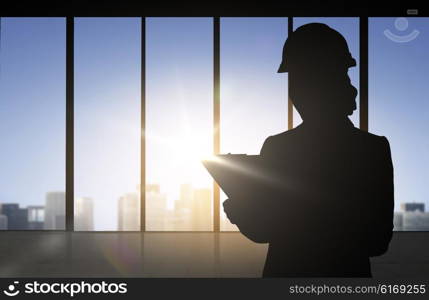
0,182,216,231
1,185,428,230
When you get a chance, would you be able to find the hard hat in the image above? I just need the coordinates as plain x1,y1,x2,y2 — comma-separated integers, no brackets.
277,23,356,73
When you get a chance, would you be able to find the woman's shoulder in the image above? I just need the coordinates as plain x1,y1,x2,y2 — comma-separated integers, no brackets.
260,127,302,155
352,127,390,146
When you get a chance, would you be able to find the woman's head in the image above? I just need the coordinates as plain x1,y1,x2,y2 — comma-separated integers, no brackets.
279,23,357,121
289,68,357,120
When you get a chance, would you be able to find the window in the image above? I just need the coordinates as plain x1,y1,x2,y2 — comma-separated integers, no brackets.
146,18,213,231
220,17,288,231
1,16,427,232
74,18,141,231
0,18,66,230
369,17,429,231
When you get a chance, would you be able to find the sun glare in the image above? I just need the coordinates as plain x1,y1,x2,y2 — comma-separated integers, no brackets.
146,129,213,199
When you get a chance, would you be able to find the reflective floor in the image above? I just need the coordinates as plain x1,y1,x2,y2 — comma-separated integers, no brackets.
0,232,427,277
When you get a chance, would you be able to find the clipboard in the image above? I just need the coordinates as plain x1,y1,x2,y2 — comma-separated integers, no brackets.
202,154,283,199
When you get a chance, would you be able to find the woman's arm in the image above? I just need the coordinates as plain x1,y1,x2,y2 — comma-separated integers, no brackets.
367,136,394,257
222,136,278,243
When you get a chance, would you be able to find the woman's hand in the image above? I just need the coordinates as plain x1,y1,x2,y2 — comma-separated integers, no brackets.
223,197,271,243
222,198,243,225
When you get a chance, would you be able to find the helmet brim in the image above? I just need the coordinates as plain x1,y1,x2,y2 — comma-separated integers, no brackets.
277,57,357,74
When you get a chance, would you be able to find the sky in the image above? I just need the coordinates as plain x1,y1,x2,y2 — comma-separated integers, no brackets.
0,17,427,230
74,18,141,230
0,18,66,210
369,18,429,212
146,18,213,208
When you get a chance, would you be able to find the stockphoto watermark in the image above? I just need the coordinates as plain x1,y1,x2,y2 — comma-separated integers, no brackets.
384,17,420,43
2,280,127,297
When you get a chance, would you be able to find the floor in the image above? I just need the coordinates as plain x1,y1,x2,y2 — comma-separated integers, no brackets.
0,232,428,277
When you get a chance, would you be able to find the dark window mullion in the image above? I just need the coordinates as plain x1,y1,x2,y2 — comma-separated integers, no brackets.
141,17,146,232
213,17,220,232
288,17,293,129
66,16,74,231
359,16,369,131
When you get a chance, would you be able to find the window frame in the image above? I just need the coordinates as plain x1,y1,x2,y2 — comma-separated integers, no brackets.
0,16,376,231
62,16,368,232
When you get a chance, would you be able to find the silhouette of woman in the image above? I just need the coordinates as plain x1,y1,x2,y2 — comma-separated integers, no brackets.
223,23,394,277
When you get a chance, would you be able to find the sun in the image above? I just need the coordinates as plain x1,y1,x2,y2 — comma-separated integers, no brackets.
174,134,212,165
146,129,213,193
